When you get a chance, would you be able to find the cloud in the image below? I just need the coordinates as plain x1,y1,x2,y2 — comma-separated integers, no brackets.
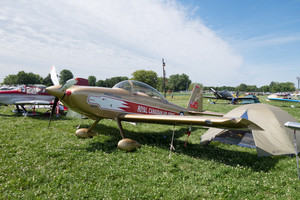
0,0,243,85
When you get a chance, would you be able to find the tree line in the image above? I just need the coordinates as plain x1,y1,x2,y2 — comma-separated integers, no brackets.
1,69,296,93
206,82,296,93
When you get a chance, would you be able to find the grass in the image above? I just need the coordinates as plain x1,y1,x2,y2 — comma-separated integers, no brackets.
0,94,300,199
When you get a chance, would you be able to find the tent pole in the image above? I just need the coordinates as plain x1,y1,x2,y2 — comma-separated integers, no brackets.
293,129,300,180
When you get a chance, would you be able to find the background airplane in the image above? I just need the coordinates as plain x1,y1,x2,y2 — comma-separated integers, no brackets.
267,93,300,108
0,66,89,115
204,88,260,104
0,66,61,115
0,84,55,115
46,78,262,151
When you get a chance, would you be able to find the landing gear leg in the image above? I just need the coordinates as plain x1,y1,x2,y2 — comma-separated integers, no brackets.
16,105,21,113
75,118,101,138
115,117,126,139
115,117,141,151
21,105,27,113
13,105,26,113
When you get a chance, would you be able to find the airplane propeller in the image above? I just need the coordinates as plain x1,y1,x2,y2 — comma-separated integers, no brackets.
48,78,79,128
50,66,59,86
211,88,223,98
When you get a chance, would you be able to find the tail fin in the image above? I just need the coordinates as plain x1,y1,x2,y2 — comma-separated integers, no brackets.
187,84,203,112
75,78,89,86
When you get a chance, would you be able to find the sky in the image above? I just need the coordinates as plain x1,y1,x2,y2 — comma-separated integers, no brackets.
0,0,300,87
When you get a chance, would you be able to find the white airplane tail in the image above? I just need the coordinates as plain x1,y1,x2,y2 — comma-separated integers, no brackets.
187,84,203,112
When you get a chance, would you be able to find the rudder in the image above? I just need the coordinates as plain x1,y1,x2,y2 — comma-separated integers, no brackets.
187,84,203,112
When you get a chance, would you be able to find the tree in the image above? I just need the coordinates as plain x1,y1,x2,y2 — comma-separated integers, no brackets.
132,70,158,88
96,76,128,88
105,76,128,88
43,74,53,86
3,74,17,85
156,77,169,92
59,69,73,84
3,71,43,85
260,85,270,93
88,76,97,86
168,73,191,92
236,83,247,92
96,80,106,87
278,82,295,92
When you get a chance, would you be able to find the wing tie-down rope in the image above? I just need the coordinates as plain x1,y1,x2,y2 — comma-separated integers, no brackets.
169,125,176,159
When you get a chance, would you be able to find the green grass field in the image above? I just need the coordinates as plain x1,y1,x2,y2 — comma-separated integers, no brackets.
1,94,300,199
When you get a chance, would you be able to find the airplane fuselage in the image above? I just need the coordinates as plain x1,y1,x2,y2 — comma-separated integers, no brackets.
0,90,54,105
47,85,188,120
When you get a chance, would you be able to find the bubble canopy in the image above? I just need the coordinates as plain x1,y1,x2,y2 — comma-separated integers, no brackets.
113,80,166,101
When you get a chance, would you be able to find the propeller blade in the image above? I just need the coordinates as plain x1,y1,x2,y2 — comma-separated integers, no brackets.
47,78,78,129
59,78,78,91
216,91,222,98
50,66,60,86
48,97,59,129
211,88,223,98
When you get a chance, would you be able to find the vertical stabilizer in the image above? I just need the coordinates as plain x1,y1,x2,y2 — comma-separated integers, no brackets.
187,85,203,112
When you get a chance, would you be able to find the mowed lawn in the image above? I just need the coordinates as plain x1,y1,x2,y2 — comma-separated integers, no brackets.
1,94,300,199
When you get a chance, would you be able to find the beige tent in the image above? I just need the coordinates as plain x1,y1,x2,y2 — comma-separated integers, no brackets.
201,103,299,157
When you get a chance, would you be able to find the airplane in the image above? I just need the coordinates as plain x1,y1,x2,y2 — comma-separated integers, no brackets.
0,66,88,116
46,78,262,151
204,88,260,104
0,66,61,115
0,84,55,115
267,93,300,108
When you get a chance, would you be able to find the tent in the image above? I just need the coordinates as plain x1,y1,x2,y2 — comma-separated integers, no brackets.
201,103,300,157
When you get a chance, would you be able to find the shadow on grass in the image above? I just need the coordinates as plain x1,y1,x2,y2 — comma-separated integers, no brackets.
82,122,280,172
0,111,73,122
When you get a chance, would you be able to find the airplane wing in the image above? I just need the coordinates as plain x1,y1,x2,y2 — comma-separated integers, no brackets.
118,114,263,130
267,98,299,103
203,95,218,99
14,100,52,105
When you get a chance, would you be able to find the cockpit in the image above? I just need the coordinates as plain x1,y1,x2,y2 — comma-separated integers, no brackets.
223,90,233,97
113,80,167,101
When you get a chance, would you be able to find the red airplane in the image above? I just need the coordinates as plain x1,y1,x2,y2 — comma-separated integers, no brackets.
0,84,55,114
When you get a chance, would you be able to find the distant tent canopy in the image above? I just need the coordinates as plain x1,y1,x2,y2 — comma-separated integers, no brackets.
201,103,299,157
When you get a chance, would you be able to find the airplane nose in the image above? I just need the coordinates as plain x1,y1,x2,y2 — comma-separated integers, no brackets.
46,85,64,99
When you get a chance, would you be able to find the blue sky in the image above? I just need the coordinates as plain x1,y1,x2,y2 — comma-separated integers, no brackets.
0,0,299,87
184,0,300,86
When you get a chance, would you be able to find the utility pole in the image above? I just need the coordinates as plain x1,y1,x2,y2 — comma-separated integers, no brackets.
162,58,166,98
297,76,300,91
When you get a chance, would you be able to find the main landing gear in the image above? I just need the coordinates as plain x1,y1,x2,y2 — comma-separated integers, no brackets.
75,117,141,151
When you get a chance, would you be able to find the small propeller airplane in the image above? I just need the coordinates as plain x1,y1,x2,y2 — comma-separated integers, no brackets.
0,66,62,115
0,84,55,115
267,93,300,108
204,88,260,104
46,74,263,151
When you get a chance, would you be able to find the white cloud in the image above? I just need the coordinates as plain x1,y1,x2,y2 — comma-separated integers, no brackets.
0,0,243,85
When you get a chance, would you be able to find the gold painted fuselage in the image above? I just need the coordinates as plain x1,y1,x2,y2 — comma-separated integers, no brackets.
47,85,187,120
